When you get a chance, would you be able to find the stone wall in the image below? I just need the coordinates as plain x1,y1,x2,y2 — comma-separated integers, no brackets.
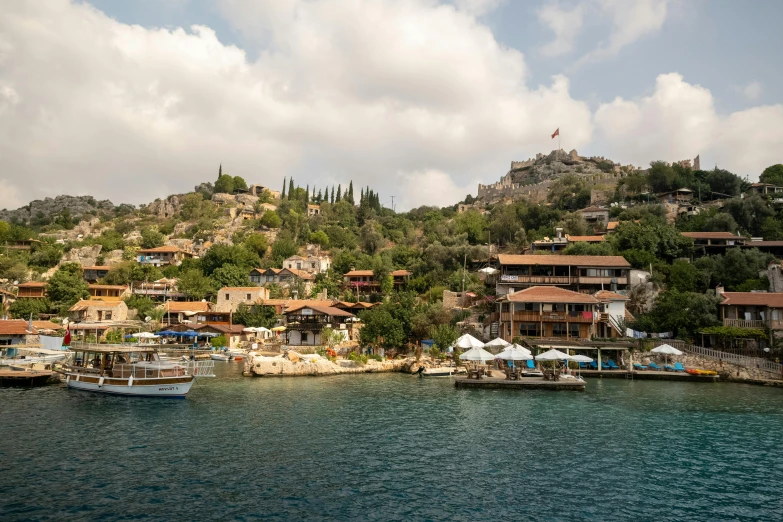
635,351,781,381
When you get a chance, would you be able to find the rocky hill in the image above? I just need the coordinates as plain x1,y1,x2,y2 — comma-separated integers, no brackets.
0,195,121,225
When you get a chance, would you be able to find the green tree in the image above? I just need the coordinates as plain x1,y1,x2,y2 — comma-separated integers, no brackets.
647,161,678,193
759,164,783,186
281,177,287,199
547,174,591,210
124,295,157,319
309,230,330,248
336,184,342,202
667,260,709,293
29,244,64,268
359,308,405,349
8,297,51,319
430,323,458,352
259,211,282,228
140,227,165,249
46,263,90,314
270,238,299,266
177,269,214,300
234,303,278,328
214,174,234,194
201,244,261,276
211,264,250,288
453,210,487,244
243,234,269,257
633,289,720,339
233,176,248,192
359,222,384,254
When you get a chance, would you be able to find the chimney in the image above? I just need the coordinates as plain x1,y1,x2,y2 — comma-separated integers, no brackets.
716,284,725,296
556,228,563,239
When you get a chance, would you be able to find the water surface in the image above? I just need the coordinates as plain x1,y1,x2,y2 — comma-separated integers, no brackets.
2,366,782,521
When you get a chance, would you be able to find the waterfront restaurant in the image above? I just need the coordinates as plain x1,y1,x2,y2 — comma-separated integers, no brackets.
282,304,354,346
497,286,598,342
496,254,631,295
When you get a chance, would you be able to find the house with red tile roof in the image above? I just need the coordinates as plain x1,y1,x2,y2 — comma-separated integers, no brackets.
344,269,411,292
496,254,630,295
497,286,598,341
136,245,194,267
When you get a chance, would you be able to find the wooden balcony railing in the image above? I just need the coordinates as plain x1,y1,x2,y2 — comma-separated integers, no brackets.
499,275,573,285
500,312,594,323
723,318,766,329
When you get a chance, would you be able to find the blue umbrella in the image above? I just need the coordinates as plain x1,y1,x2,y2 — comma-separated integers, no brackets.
156,330,180,336
177,331,199,338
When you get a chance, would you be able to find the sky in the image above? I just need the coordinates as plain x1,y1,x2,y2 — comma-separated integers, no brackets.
1,0,782,211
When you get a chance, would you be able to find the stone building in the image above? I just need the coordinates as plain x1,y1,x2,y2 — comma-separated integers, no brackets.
283,254,331,274
215,286,272,313
68,300,129,323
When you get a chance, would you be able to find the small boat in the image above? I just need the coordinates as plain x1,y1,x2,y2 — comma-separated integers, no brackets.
422,366,466,377
58,344,215,398
686,368,700,375
1,346,68,367
210,353,230,361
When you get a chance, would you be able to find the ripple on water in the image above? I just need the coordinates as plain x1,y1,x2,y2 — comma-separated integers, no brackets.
1,368,783,521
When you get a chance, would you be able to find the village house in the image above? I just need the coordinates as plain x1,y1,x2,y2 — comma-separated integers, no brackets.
496,286,599,341
193,324,246,348
530,228,568,253
4,239,42,252
16,282,46,299
344,269,411,292
215,286,272,313
718,291,783,334
306,204,321,217
0,288,16,312
68,300,129,323
594,290,631,338
748,183,783,197
136,246,194,267
681,231,746,255
88,284,130,301
283,254,331,274
0,319,38,346
282,303,354,346
496,254,631,295
132,278,184,301
161,301,212,325
657,188,693,205
578,206,610,227
82,266,112,283
248,268,315,293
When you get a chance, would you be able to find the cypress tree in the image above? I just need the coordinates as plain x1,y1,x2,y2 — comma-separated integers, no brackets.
317,189,322,203
288,178,295,197
281,177,286,199
360,187,364,205
218,163,222,180
305,184,309,203
330,186,335,204
347,181,354,204
336,184,342,202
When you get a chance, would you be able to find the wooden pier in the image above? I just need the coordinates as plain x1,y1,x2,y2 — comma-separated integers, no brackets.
578,370,719,382
0,369,59,387
455,375,586,391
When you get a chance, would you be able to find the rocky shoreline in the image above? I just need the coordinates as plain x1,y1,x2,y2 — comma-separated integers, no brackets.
243,352,423,377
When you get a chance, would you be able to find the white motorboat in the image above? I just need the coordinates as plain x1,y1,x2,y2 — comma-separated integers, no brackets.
210,353,230,361
0,346,68,367
422,366,467,377
58,344,214,398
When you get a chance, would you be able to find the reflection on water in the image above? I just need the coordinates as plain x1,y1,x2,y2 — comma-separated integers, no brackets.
1,365,782,521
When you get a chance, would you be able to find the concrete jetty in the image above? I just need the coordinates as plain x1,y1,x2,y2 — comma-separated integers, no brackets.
455,375,586,391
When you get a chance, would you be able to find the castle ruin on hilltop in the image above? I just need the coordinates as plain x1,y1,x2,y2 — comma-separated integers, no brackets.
474,149,641,206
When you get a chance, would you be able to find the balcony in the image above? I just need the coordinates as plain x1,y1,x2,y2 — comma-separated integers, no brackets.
723,318,766,329
500,311,594,323
499,275,574,285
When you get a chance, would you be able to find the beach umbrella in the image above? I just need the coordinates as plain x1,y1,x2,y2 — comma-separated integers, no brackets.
496,344,533,361
484,337,510,348
569,354,593,378
651,344,682,365
243,327,258,333
136,332,159,339
459,346,496,362
454,333,484,350
535,348,572,371
256,327,273,338
478,267,498,274
271,326,286,332
177,331,199,338
156,330,179,336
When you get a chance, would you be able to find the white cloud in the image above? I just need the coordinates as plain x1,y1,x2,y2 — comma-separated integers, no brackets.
398,169,477,209
537,1,585,57
577,0,669,65
453,0,505,17
737,81,763,102
0,0,593,210
0,179,23,210
594,73,783,177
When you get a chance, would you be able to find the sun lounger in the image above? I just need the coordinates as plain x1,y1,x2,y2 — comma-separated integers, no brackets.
607,360,620,370
601,362,612,370
589,361,598,370
526,360,536,370
578,362,589,369
648,362,663,370
633,363,648,370
664,364,674,371
673,362,686,372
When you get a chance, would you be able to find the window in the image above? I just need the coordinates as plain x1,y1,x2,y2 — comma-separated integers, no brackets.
225,294,229,300
301,332,308,342
519,323,540,336
246,294,251,300
569,323,580,338
552,323,567,337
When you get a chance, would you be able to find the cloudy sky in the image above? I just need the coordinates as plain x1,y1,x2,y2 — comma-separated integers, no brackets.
1,0,782,210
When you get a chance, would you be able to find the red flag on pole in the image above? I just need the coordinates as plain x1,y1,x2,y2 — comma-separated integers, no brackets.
64,324,71,346
551,128,559,139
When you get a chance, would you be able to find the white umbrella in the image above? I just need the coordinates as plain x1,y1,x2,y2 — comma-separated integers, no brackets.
569,354,593,378
484,338,510,348
454,334,484,350
459,347,496,362
651,344,683,355
136,332,159,339
497,344,533,361
243,327,259,333
478,267,498,274
535,348,572,361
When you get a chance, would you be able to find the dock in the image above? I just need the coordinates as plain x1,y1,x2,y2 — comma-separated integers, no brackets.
577,370,719,382
0,369,60,387
455,375,586,391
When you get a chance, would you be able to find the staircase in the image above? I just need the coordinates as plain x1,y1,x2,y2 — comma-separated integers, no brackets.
655,340,783,380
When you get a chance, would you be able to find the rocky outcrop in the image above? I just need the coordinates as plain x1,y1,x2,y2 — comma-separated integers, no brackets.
59,245,103,267
146,195,182,218
244,352,412,377
0,195,115,223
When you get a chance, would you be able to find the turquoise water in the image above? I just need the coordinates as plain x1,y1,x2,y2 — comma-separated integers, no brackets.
2,366,783,521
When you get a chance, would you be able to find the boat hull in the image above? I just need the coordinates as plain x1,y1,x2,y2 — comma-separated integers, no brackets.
65,375,194,398
423,367,466,377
